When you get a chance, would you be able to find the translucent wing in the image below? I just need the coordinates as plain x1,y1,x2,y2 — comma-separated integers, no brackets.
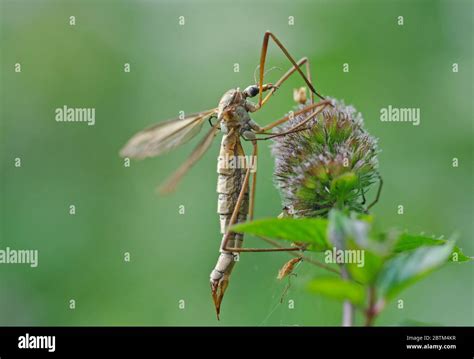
158,120,221,194
120,108,217,159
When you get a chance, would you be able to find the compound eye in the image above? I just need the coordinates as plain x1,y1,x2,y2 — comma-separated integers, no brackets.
245,85,259,98
251,86,259,97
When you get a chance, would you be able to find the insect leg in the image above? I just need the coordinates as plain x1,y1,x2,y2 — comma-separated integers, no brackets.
272,57,316,105
248,141,257,221
257,31,324,108
366,174,383,210
251,126,309,141
220,144,254,252
249,101,331,140
220,142,301,253
360,183,367,205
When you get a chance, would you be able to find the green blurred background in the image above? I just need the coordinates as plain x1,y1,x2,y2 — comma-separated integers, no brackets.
0,0,472,326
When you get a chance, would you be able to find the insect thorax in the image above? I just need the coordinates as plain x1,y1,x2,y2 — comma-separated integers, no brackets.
217,89,251,132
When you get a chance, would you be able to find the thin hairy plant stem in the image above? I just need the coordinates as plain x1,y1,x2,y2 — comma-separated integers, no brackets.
365,286,377,327
341,265,354,327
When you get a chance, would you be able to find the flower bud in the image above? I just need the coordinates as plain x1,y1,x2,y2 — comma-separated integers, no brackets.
272,97,379,217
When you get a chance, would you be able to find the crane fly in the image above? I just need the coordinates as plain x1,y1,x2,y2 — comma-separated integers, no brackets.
120,31,332,319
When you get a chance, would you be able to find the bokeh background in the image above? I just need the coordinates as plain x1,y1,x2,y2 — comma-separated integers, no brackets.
0,0,472,326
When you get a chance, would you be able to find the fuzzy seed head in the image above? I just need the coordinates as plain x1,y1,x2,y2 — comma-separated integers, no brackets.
272,97,379,218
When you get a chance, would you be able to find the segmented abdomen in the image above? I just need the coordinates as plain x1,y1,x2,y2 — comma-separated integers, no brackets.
217,131,248,246
209,129,249,286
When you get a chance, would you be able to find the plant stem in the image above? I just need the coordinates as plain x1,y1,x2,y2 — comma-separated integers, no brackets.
341,266,354,326
365,286,377,326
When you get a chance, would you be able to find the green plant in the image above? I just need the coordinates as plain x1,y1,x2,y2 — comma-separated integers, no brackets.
272,97,379,217
232,211,471,326
231,97,471,326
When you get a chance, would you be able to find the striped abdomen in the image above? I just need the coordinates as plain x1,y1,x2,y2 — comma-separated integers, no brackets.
210,130,248,284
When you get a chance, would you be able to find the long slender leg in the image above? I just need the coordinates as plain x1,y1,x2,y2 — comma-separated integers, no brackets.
261,101,328,132
211,134,249,318
248,142,257,221
257,31,325,108
360,187,367,205
219,166,251,252
245,100,331,143
220,140,301,253
367,175,383,210
239,102,334,146
223,144,339,268
254,57,316,108
258,236,341,274
262,103,326,138
273,57,315,104
211,139,300,318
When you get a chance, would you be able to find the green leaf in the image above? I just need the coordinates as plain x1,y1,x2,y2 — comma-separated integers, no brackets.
231,217,329,251
376,241,455,300
347,249,383,285
326,210,383,283
307,277,366,307
394,233,471,262
328,209,370,249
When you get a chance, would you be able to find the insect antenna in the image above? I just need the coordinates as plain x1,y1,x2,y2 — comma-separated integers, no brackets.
253,65,282,85
253,64,260,84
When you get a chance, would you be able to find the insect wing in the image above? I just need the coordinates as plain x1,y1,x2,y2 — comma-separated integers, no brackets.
120,109,217,159
159,121,221,194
